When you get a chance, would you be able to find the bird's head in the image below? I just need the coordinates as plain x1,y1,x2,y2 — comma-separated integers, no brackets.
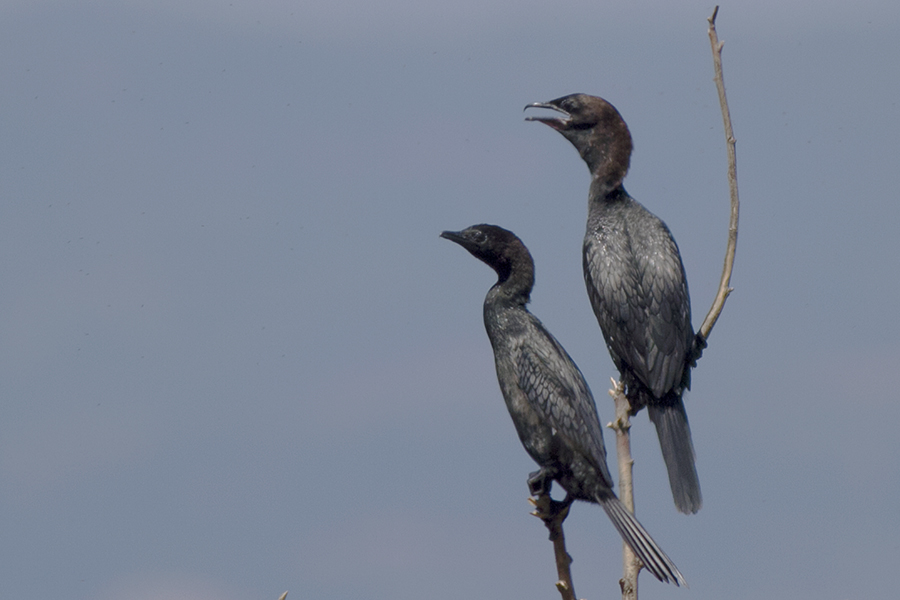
525,93,632,190
441,224,533,291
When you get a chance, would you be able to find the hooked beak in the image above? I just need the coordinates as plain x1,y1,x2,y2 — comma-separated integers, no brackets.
441,229,480,255
524,101,571,130
440,230,463,243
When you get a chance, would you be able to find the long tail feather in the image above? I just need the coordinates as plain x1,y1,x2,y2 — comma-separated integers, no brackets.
648,397,702,514
597,495,687,587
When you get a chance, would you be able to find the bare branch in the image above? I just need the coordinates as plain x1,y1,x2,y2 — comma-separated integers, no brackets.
698,5,740,343
530,494,578,600
607,379,641,600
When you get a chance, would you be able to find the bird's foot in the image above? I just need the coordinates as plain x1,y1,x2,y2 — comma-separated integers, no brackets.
529,493,573,540
690,333,708,366
527,468,554,497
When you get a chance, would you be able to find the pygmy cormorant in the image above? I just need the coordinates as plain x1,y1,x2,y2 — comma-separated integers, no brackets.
442,223,685,586
526,94,702,514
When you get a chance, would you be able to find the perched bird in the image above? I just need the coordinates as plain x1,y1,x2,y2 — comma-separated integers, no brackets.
526,94,702,514
442,224,685,586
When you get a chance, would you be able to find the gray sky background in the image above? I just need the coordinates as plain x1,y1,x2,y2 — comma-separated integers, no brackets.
2,1,899,599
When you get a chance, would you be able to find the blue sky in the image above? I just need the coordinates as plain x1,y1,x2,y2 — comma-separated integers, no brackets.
2,1,899,599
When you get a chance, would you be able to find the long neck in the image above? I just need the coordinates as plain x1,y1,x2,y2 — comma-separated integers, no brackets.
589,176,628,206
565,112,632,199
586,130,630,196
486,250,534,307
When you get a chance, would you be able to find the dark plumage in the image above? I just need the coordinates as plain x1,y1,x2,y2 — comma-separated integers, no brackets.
526,94,702,514
442,224,685,586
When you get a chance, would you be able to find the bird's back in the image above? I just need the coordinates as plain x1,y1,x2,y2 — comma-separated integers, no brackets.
483,298,614,496
583,190,693,403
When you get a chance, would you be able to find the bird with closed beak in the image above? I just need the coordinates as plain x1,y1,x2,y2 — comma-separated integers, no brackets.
442,223,685,586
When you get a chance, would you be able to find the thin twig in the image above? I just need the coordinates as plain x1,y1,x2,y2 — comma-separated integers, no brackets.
530,494,578,600
608,379,640,600
698,5,740,343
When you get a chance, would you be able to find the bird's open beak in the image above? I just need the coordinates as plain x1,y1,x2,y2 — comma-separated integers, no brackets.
524,101,571,130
